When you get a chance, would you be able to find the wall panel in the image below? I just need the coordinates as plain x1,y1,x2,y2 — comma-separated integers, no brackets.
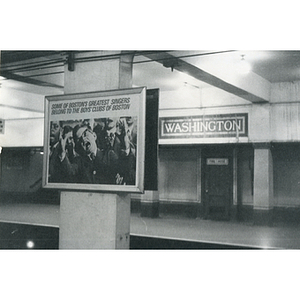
271,103,300,141
159,148,198,202
238,146,253,206
273,144,300,207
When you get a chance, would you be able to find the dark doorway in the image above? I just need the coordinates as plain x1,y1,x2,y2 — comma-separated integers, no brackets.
202,146,233,220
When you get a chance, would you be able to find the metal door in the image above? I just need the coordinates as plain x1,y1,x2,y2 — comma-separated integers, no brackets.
203,154,233,220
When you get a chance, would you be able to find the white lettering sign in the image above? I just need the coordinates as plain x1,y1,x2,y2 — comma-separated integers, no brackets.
207,158,229,165
160,113,248,139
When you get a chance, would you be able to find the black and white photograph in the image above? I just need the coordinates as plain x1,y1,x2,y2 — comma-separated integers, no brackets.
3,49,300,251
3,3,300,298
1,47,300,298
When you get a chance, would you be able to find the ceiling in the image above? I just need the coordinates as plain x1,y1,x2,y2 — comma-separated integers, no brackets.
1,50,300,119
2,50,300,82
135,50,300,84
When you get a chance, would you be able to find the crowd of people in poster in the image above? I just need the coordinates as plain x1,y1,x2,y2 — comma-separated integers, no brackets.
48,116,137,186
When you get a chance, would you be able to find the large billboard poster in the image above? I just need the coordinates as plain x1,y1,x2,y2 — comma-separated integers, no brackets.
43,87,146,193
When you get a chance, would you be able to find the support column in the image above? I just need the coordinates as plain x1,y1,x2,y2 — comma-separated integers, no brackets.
59,51,134,249
231,147,238,220
59,192,130,249
253,144,274,225
141,89,159,218
140,190,159,218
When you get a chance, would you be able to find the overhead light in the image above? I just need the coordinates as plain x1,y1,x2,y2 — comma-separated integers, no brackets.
163,58,179,72
239,55,251,74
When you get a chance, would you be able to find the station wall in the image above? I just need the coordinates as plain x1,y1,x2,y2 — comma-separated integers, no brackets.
2,80,300,220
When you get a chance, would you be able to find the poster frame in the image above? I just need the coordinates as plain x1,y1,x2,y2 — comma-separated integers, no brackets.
42,87,146,193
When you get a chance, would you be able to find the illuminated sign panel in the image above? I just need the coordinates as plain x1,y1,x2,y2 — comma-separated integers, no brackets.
159,113,248,139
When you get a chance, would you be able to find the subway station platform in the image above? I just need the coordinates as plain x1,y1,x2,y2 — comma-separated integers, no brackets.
1,203,300,249
130,213,300,249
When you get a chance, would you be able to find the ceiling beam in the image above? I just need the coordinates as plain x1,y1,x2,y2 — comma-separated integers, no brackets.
0,51,61,64
143,52,270,103
0,103,44,114
0,71,63,89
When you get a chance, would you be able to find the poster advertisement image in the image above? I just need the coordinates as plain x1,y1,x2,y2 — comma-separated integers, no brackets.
43,87,146,193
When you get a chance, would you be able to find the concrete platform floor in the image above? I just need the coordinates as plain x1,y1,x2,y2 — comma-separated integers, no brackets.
2,203,300,249
130,213,300,249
